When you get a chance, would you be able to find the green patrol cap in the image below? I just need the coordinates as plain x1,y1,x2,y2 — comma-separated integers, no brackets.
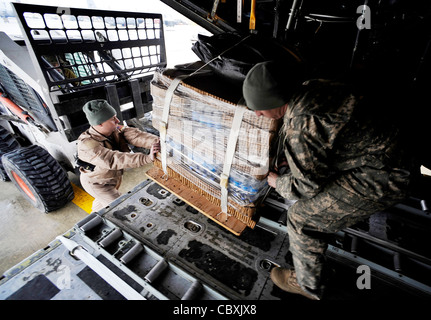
242,61,291,111
83,99,117,125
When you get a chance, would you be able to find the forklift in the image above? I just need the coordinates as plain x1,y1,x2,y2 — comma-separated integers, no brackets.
0,3,166,212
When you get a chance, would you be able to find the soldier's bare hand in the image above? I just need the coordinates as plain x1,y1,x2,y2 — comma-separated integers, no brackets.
267,172,278,188
150,141,161,161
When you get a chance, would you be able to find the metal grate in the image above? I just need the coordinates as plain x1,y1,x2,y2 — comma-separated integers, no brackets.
13,3,167,93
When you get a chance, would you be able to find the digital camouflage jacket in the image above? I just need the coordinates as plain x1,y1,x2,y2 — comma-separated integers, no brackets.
275,79,409,202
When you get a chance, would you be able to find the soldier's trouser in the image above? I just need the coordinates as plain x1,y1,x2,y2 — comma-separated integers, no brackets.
80,175,123,212
287,167,410,299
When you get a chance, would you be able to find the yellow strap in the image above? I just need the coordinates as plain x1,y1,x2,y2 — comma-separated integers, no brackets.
250,0,256,30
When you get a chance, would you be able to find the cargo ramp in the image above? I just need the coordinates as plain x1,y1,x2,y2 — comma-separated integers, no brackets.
1,179,430,303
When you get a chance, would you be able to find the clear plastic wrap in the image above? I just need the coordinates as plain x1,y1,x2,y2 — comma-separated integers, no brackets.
151,68,280,208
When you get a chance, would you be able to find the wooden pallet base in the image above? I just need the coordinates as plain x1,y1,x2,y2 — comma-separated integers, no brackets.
146,165,248,235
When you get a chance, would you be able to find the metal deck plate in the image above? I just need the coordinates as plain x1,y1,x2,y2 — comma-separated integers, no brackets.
102,179,290,300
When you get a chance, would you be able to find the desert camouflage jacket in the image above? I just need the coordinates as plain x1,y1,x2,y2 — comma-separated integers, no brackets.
275,79,407,201
77,126,158,182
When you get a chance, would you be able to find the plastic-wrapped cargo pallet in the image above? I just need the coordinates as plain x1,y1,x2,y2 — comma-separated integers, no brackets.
146,66,281,235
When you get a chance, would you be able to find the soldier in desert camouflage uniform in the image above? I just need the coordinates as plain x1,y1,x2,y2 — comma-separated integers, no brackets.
242,61,411,300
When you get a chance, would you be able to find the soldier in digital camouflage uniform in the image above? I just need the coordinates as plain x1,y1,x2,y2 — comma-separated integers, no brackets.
242,61,411,300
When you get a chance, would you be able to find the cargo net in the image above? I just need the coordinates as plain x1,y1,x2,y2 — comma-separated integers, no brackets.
151,69,280,213
16,4,166,93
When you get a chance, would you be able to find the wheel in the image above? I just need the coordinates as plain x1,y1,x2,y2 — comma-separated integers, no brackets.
0,125,20,181
1,144,75,212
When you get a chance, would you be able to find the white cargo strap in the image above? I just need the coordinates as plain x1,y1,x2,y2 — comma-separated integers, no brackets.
219,105,246,219
160,75,188,178
57,236,146,300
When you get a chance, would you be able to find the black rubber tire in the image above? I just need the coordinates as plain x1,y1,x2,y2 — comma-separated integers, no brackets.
1,144,75,212
0,125,20,181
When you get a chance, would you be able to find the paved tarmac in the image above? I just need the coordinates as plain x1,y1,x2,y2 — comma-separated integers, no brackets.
0,165,151,276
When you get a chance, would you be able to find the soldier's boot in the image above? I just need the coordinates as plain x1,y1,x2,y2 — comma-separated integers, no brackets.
270,267,319,300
